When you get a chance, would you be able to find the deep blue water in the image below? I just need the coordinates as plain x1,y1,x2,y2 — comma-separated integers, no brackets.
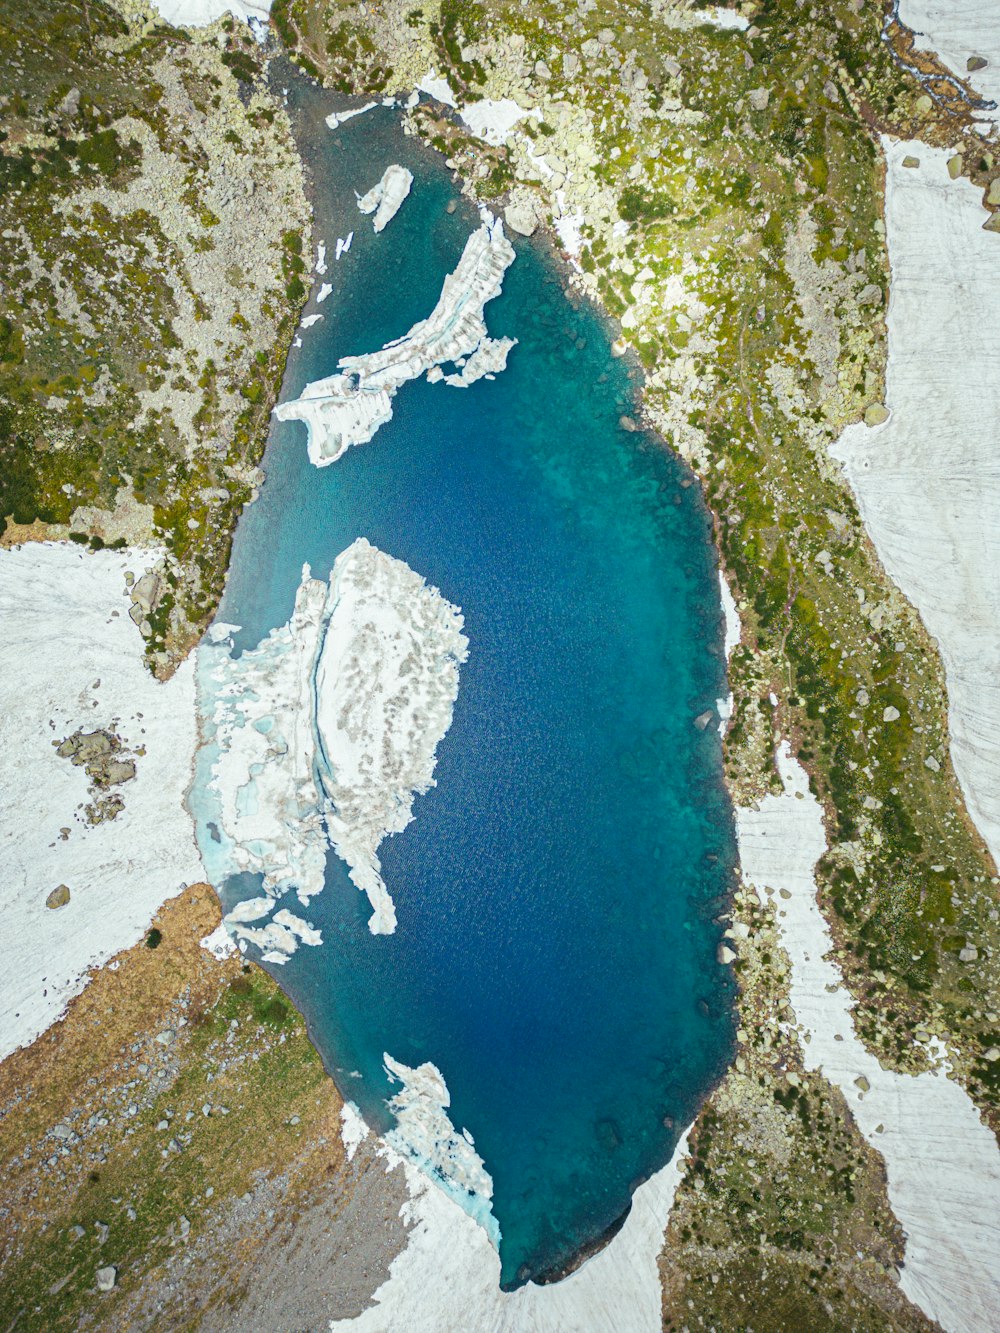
201,86,736,1288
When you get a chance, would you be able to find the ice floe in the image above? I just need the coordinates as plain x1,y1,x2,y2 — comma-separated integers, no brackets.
199,539,468,940
149,0,270,24
335,232,354,260
317,282,333,304
0,543,202,1061
357,164,413,233
316,242,328,275
831,139,1000,869
332,1106,692,1332
383,1054,499,1246
275,212,516,466
326,102,379,130
737,742,1000,1332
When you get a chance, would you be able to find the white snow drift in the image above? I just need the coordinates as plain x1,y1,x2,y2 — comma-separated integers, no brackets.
737,743,1000,1332
332,1103,692,1333
0,543,202,1061
831,139,1000,870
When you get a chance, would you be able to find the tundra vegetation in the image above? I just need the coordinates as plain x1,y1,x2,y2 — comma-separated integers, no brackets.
0,0,310,672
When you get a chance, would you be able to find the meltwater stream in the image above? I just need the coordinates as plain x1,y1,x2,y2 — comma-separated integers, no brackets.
191,85,737,1288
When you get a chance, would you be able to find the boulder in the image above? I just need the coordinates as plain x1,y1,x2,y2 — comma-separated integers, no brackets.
46,884,71,910
948,154,964,180
864,404,889,427
748,88,769,111
967,55,989,72
95,1266,116,1293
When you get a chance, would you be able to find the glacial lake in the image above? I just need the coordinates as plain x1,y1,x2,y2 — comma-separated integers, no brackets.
195,83,737,1288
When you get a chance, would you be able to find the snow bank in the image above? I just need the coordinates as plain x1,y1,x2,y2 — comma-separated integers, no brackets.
275,213,516,466
831,140,1000,869
899,0,1000,110
357,164,414,233
459,99,536,147
383,1054,499,1246
149,0,270,25
737,743,1000,1332
198,539,467,938
332,1109,692,1333
0,543,202,1062
417,72,457,107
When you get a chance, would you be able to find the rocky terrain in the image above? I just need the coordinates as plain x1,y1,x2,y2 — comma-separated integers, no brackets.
0,888,412,1331
0,0,310,673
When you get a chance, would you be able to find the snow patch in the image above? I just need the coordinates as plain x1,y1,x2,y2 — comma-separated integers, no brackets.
736,742,1000,1332
831,139,1000,870
326,102,379,130
417,72,457,107
459,99,537,147
898,0,1000,112
0,543,202,1061
148,0,270,24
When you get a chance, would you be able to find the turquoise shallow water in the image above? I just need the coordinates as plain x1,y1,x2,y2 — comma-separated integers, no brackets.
196,85,736,1288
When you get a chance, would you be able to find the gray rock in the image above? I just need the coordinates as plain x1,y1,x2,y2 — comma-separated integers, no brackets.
504,200,539,236
902,154,921,168
534,60,552,80
857,283,882,306
748,88,769,111
959,945,979,962
968,55,989,72
95,1266,117,1292
131,571,161,614
883,705,901,722
987,178,1000,207
865,403,890,427
563,52,580,76
57,87,81,118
